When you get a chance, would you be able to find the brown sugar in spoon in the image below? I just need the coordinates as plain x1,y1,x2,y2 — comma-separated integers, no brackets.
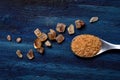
71,34,120,58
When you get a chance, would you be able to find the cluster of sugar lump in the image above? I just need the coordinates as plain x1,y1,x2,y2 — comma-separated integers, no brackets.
13,17,99,59
33,19,85,55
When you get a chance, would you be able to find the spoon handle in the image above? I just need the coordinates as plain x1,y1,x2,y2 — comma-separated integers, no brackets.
111,44,120,49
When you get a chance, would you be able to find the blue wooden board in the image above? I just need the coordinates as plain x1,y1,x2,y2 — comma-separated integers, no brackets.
0,0,120,80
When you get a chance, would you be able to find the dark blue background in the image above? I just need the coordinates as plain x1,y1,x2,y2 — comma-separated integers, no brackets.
0,0,120,80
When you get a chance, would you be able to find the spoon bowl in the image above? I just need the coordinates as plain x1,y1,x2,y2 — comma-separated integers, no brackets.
96,39,120,56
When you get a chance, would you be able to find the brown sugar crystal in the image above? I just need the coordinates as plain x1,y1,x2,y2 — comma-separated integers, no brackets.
45,40,52,47
89,17,99,23
34,28,42,38
48,29,56,40
16,37,22,43
27,49,34,60
67,24,75,35
37,47,44,54
33,38,42,49
16,50,23,58
38,32,48,42
7,35,12,41
56,34,65,43
71,34,102,58
75,20,85,29
56,23,66,32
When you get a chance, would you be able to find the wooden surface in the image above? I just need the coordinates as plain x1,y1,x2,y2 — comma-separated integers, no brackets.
0,0,120,80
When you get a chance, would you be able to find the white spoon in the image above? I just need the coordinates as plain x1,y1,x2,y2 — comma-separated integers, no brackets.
96,39,120,56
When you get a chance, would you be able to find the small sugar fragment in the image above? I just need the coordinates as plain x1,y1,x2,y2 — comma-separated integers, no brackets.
48,29,56,40
27,49,34,60
37,47,44,54
89,17,99,23
34,28,42,38
38,33,47,42
45,40,52,47
16,37,22,43
67,24,75,35
16,50,23,58
7,35,12,41
33,38,42,49
56,23,66,32
75,20,85,29
56,34,65,43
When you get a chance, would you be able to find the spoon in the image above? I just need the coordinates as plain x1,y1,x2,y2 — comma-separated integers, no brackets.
96,39,120,56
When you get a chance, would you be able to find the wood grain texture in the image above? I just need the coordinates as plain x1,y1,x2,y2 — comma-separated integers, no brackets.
0,0,120,80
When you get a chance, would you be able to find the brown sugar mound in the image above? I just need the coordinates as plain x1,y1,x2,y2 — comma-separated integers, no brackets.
71,34,102,58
